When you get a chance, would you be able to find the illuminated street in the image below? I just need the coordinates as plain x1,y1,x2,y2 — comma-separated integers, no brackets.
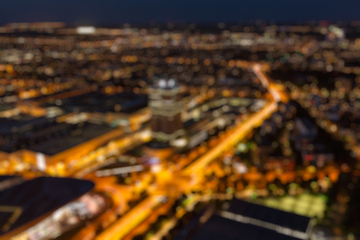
0,20,359,240
92,65,285,240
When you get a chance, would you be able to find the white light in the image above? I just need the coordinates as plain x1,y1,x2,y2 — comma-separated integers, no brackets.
218,118,226,128
151,164,162,173
76,26,96,34
170,138,188,147
140,129,152,139
159,79,166,88
36,153,46,171
233,162,248,174
168,79,175,88
111,45,117,52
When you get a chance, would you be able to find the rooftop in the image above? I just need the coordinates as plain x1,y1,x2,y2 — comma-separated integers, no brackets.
227,199,310,233
0,177,94,236
43,91,148,114
178,199,311,240
192,214,301,240
28,122,116,156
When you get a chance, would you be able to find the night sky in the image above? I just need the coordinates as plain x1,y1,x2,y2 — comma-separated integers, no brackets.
1,0,360,25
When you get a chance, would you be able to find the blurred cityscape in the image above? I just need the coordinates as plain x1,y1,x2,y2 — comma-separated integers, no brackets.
0,21,359,240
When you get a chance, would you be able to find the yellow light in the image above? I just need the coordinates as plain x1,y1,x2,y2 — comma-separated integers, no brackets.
330,124,337,133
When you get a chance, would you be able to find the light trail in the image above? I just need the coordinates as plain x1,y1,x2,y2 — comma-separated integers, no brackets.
97,63,285,239
253,64,269,88
253,64,281,102
183,101,277,175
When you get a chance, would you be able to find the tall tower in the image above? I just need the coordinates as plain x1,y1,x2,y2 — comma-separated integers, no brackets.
149,78,184,142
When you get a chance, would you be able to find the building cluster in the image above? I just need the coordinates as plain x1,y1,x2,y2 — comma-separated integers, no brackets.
0,21,359,240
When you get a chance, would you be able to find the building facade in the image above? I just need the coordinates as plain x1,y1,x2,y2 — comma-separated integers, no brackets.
149,78,184,141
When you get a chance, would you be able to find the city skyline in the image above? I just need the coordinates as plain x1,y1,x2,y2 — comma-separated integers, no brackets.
1,11,360,240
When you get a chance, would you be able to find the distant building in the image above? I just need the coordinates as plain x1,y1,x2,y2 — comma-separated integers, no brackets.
295,117,318,140
149,78,184,141
325,25,346,46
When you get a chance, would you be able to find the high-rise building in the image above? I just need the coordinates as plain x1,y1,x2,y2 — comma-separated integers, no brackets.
149,78,184,141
